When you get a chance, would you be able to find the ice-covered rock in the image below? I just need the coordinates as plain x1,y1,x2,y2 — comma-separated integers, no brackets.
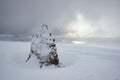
26,24,59,67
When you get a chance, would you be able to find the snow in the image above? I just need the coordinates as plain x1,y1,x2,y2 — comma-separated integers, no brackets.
30,24,59,66
31,24,51,57
0,41,120,80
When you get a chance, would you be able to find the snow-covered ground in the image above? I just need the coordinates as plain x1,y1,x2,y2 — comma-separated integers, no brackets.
0,41,120,80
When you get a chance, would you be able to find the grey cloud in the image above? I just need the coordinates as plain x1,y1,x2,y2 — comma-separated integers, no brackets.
0,0,120,46
0,0,74,36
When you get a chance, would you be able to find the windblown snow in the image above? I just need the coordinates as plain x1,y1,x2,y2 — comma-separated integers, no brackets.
0,41,120,80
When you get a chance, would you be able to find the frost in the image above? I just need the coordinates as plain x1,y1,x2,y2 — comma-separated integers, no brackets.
26,24,59,67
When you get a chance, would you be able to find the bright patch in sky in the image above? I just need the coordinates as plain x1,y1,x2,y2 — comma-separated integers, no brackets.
67,14,94,38
76,14,84,21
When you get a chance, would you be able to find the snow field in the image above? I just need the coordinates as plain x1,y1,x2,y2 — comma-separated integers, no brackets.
0,41,120,80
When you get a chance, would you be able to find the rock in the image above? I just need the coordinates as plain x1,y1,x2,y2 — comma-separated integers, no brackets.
26,24,59,68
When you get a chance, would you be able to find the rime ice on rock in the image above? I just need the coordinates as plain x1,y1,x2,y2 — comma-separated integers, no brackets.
26,24,59,68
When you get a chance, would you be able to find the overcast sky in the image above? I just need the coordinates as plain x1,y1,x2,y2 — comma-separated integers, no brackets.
0,0,120,46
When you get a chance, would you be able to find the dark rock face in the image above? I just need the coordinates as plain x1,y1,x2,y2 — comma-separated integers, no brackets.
26,24,59,67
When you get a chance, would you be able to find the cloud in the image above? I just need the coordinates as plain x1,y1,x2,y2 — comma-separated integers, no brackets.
0,0,120,46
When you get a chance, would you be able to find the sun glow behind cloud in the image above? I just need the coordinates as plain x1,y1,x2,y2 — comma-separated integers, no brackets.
66,14,94,38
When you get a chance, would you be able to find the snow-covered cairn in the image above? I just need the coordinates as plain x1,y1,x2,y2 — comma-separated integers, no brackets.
26,24,59,68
